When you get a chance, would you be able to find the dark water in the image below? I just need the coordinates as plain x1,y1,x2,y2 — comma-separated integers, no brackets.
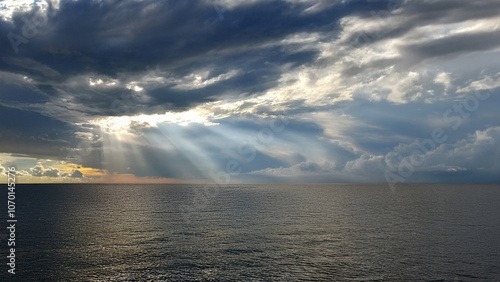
1,184,499,281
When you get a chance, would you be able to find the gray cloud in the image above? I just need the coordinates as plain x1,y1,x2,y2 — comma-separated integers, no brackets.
42,166,65,177
401,31,500,66
70,169,83,178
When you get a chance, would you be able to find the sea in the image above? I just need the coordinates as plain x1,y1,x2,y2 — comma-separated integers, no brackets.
1,184,499,281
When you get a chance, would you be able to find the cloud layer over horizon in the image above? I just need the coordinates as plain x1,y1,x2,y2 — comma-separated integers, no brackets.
1,0,499,183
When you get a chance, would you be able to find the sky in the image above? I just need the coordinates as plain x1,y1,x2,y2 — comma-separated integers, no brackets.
0,0,499,184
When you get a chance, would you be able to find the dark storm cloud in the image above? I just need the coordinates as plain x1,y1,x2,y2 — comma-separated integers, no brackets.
0,0,396,121
0,0,352,118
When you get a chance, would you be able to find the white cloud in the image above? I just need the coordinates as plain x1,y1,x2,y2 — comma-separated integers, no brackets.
457,72,500,93
434,72,452,91
0,0,54,21
248,126,500,182
172,70,240,90
93,108,221,135
421,126,500,171
88,77,119,87
29,163,69,178
384,126,500,174
343,154,385,175
16,170,31,176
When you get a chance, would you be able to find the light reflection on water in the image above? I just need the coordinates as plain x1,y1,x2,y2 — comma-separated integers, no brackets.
3,184,500,280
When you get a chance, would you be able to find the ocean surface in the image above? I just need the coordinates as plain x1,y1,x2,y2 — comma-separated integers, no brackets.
1,184,499,281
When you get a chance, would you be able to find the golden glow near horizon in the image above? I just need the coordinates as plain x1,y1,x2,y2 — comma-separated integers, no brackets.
0,153,106,183
0,155,194,184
